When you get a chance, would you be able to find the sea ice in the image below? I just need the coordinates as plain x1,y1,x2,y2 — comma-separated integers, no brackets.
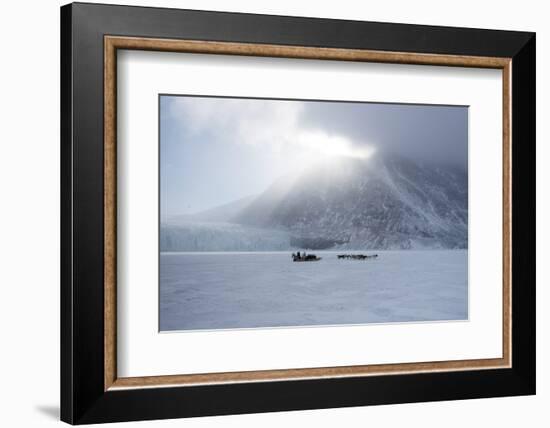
159,250,467,331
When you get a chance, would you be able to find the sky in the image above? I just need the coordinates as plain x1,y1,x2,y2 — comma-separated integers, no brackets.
160,95,468,218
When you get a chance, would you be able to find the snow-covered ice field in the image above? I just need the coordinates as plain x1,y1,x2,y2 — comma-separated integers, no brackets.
159,250,467,331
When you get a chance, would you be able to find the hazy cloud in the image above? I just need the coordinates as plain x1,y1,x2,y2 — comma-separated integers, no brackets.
166,96,467,167
161,96,467,216
300,101,468,167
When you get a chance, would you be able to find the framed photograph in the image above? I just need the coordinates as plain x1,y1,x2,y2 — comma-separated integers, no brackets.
61,2,535,424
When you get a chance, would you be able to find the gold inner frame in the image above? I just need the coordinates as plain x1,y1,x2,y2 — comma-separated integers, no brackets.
104,35,512,391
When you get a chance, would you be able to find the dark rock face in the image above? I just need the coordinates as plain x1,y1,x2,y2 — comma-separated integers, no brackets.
234,152,467,250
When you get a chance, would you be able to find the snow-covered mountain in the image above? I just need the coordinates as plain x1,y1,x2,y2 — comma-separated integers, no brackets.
162,152,467,251
234,152,467,250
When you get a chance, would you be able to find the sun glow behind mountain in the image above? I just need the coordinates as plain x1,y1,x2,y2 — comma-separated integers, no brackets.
165,96,376,187
295,130,376,162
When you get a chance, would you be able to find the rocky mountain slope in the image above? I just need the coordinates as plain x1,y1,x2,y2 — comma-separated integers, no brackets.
233,152,467,249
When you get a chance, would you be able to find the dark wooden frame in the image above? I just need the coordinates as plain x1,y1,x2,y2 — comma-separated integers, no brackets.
61,2,536,424
104,37,513,389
